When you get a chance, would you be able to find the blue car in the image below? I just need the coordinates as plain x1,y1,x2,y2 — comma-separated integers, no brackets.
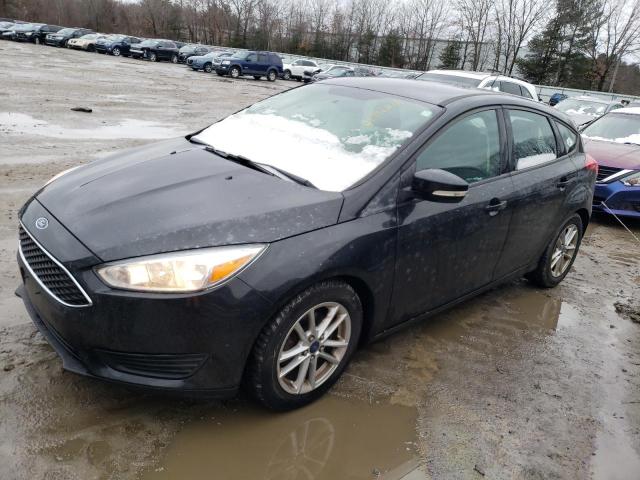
216,51,283,81
94,34,142,56
549,93,568,106
187,51,232,73
582,108,640,218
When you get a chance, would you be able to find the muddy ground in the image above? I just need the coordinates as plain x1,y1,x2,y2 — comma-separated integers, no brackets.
1,41,639,480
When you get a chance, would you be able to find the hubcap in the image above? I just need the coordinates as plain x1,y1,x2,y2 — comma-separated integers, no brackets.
277,302,351,395
550,224,578,277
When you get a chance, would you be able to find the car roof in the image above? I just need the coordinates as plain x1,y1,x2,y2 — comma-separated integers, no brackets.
571,95,619,104
426,69,492,80
321,77,572,121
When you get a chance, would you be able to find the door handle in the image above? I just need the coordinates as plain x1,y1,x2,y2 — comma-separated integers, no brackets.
556,176,573,189
485,199,507,216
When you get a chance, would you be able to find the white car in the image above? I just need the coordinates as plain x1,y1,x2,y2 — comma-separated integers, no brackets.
282,59,319,81
416,70,539,101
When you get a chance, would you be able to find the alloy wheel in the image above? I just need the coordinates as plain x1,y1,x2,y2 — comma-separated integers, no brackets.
231,67,240,78
550,224,578,277
277,302,351,395
112,47,120,56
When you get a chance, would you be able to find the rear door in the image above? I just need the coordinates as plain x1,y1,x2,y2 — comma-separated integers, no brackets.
494,108,581,278
256,53,269,75
390,108,516,326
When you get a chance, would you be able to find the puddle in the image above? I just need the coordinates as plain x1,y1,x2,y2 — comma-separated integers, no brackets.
0,112,183,140
140,395,426,480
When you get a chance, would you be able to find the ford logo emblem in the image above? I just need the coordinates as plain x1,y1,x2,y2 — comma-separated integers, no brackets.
35,217,49,230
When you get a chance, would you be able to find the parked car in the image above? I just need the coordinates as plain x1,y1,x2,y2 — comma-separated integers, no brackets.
282,59,319,81
67,33,106,52
311,66,356,82
216,51,283,81
581,107,640,218
14,24,62,44
129,39,179,62
549,93,568,106
178,44,211,63
187,51,232,72
16,78,595,410
416,70,540,101
554,95,625,128
0,21,15,35
94,34,142,56
2,22,42,41
45,27,93,47
302,63,337,82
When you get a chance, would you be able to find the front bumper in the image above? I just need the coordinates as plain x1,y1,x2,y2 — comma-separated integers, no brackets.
17,200,274,394
593,181,640,218
46,37,65,46
215,65,230,74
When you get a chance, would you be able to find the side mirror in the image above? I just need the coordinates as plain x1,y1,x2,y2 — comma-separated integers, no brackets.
412,169,469,202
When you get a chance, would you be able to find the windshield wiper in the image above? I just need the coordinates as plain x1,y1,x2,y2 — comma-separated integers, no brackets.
624,141,640,146
202,145,316,188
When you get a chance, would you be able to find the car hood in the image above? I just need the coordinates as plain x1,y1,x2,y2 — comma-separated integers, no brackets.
565,112,599,127
36,137,344,262
583,138,640,170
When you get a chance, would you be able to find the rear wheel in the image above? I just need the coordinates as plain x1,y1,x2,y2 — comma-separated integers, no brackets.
149,52,157,62
247,280,362,410
112,47,121,56
267,69,277,82
87,45,95,52
34,37,40,45
203,63,213,73
283,69,291,80
526,214,583,288
170,54,178,64
230,66,241,78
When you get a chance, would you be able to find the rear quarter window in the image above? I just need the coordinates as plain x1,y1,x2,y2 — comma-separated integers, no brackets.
555,122,578,153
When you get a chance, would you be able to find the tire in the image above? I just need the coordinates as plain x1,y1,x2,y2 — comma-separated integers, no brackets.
203,63,213,73
526,213,583,288
253,75,261,80
283,69,291,80
170,54,178,64
230,66,241,78
88,45,95,52
112,47,121,56
149,52,157,62
247,280,363,411
34,37,40,45
267,69,277,82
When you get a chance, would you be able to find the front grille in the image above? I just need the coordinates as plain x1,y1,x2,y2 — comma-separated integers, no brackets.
96,350,208,379
19,225,91,307
597,165,623,182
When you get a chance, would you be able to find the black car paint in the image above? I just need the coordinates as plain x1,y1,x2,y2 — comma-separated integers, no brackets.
17,79,594,395
95,36,141,56
45,28,92,47
13,24,61,43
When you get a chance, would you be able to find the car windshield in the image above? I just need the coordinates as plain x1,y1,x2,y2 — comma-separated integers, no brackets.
416,72,483,88
180,45,197,53
192,84,441,191
556,99,607,117
582,113,640,144
0,22,13,28
57,28,76,35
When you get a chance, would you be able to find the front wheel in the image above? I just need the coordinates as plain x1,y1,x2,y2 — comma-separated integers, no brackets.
230,66,240,78
112,47,121,56
283,69,291,80
247,280,362,410
149,52,157,62
34,37,40,45
267,69,277,82
526,213,583,288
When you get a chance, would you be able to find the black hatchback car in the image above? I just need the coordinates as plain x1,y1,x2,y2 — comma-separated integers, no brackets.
130,39,179,62
16,79,595,410
45,27,92,47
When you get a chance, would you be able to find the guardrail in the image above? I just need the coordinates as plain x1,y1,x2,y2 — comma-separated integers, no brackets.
535,84,640,103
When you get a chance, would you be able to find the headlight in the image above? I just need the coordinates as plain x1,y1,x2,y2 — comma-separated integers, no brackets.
26,32,32,36
622,171,640,186
222,60,230,65
96,245,267,292
44,165,81,187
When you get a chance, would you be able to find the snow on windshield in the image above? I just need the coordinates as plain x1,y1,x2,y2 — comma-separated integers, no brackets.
193,85,439,191
558,100,606,117
582,114,640,144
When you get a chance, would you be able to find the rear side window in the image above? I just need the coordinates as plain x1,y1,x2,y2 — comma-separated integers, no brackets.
258,53,267,62
416,109,502,183
556,122,578,152
499,81,522,96
519,86,534,99
508,110,557,170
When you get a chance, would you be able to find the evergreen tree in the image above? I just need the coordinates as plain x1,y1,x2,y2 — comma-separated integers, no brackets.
378,29,405,67
438,40,462,69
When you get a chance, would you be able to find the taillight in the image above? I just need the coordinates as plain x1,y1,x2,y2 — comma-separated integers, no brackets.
585,154,598,174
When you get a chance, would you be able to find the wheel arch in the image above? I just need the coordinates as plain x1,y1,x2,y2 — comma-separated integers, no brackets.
576,208,590,233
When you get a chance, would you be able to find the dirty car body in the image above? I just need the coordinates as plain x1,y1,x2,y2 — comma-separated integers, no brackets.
16,79,595,407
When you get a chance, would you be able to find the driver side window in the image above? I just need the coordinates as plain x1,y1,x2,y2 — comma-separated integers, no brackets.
246,53,257,62
416,110,502,183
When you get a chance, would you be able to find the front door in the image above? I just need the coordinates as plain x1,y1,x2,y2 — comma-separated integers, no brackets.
390,108,515,326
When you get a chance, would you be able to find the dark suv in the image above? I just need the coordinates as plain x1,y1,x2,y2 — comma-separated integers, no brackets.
130,39,179,63
45,27,93,47
16,24,62,44
95,34,142,56
216,51,283,81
